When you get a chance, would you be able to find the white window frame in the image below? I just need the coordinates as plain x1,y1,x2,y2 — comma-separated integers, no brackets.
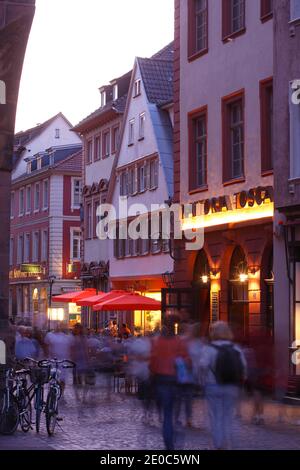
70,228,81,261
87,140,93,164
113,84,118,101
55,128,60,139
41,230,48,262
24,233,30,263
103,130,110,157
112,126,120,154
139,112,146,140
120,171,129,197
129,119,135,145
34,183,40,212
101,91,106,107
19,188,24,216
26,185,31,214
94,135,101,161
32,231,39,262
42,179,49,210
149,159,159,190
134,79,141,97
138,164,145,193
128,167,137,196
71,177,82,210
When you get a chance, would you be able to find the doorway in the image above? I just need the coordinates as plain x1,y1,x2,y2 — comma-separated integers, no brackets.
228,246,249,341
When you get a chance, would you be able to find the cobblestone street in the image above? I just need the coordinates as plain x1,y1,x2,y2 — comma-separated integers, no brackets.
1,373,300,451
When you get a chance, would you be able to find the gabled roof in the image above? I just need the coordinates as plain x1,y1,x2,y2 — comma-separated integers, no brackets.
12,145,82,185
14,112,73,146
137,57,173,106
107,44,174,203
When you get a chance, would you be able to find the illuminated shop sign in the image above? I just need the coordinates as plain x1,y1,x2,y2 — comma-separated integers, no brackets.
182,186,274,231
201,186,273,215
20,264,43,274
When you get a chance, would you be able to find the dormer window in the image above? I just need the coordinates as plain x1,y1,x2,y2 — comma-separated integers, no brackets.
113,84,118,101
134,79,141,97
26,162,31,174
55,128,60,139
37,157,42,170
101,91,106,107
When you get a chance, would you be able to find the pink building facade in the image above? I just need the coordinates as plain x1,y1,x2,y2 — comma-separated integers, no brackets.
10,144,82,328
173,0,274,343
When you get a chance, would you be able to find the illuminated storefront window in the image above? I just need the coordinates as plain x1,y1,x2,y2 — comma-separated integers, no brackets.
133,292,162,335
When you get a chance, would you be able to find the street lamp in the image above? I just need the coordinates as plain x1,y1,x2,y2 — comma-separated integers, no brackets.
162,271,175,288
48,276,56,331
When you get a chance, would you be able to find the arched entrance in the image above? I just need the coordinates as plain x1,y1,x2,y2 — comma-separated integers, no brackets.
193,249,210,336
228,246,249,341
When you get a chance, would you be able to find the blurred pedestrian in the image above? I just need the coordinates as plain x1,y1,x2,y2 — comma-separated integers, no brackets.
199,321,247,450
175,323,202,428
150,317,189,450
44,324,72,395
15,327,39,361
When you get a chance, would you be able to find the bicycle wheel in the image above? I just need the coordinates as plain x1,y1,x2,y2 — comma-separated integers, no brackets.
35,387,43,434
19,391,32,433
0,392,19,435
46,388,58,436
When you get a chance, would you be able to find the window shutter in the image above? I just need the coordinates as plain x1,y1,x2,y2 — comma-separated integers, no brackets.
144,161,149,190
114,224,119,258
134,166,138,193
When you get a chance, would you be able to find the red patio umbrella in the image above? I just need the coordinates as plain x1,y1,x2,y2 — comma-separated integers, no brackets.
51,288,97,303
77,290,127,307
93,292,161,311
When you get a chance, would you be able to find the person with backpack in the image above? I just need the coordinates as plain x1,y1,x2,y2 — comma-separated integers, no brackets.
199,321,247,450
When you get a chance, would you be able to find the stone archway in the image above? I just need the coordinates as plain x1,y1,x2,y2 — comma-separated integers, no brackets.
0,2,35,341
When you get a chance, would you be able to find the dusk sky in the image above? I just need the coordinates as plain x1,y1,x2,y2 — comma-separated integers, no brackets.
15,0,174,133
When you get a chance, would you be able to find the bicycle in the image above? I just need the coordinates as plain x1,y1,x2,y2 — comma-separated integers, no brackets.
13,366,32,432
0,366,19,435
38,358,75,436
23,357,50,433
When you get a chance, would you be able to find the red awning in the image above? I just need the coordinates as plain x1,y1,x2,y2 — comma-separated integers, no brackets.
91,291,129,311
77,290,127,307
52,289,97,303
93,292,161,311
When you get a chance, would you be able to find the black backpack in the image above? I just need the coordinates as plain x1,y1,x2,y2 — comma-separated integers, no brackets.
212,343,244,385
